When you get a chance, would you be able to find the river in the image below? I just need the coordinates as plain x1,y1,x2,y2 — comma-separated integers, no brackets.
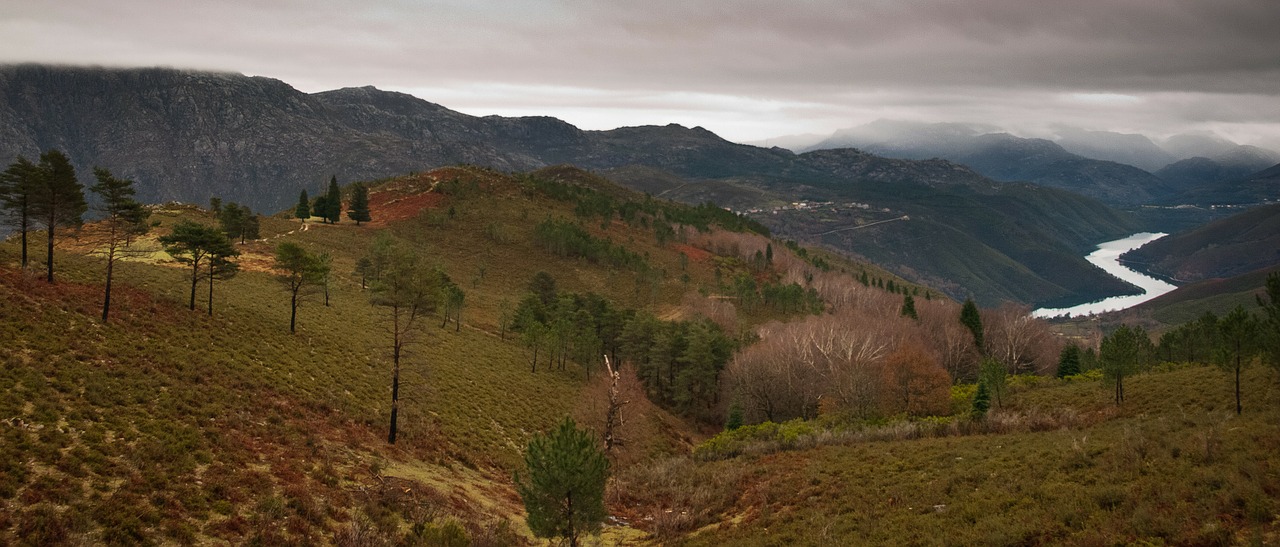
1032,232,1177,318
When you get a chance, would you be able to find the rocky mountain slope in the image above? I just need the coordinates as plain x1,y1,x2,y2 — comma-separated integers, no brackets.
0,65,1143,306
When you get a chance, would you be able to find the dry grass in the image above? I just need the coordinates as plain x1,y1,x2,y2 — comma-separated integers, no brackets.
611,365,1280,545
0,165,843,544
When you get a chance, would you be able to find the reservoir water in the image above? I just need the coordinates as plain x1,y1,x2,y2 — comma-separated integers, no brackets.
1032,232,1177,318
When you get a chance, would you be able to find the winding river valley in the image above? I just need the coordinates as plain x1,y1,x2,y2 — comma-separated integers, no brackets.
1033,232,1177,318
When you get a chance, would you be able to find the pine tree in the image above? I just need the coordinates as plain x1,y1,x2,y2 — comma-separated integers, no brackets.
971,381,991,418
960,297,985,352
32,150,87,283
978,357,1006,408
274,242,329,333
725,402,744,431
312,195,330,224
217,202,258,243
347,181,371,225
242,210,260,241
900,294,918,320
205,248,240,317
88,168,150,322
1056,344,1081,378
367,234,437,443
324,175,342,224
0,156,40,269
1258,273,1280,374
160,220,232,311
1100,324,1149,405
295,190,310,222
354,256,374,289
529,271,558,306
218,201,246,241
515,417,608,547
1214,306,1260,415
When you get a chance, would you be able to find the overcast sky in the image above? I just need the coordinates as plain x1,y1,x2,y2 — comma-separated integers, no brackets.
3,0,1280,148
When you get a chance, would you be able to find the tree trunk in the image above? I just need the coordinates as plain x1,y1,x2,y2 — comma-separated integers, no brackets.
208,266,215,316
567,490,576,547
389,320,402,444
388,369,399,444
101,247,114,322
45,213,55,283
1235,360,1242,415
289,288,298,333
188,261,199,311
19,220,28,269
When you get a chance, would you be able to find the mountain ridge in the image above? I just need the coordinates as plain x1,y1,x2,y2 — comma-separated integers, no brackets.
0,64,1142,307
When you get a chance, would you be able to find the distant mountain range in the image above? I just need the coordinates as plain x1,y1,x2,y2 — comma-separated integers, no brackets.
0,65,1164,306
766,120,1279,208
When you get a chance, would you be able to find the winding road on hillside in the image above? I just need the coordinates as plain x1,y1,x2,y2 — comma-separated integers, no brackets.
813,215,910,236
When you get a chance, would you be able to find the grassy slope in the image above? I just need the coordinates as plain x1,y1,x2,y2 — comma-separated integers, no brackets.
1122,202,1280,283
0,165,758,544
1100,264,1280,329
663,365,1280,545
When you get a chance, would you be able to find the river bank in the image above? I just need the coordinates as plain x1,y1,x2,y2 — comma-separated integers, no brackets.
1033,232,1177,318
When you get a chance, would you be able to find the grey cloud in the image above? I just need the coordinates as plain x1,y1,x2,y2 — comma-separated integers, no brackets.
1,0,1278,145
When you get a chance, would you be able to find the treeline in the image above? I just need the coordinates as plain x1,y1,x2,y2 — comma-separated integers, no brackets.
522,173,769,239
294,176,372,225
532,218,648,271
510,271,736,420
1097,283,1280,413
721,271,823,315
0,150,269,322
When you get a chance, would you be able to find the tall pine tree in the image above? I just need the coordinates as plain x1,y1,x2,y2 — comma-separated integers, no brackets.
0,156,41,268
32,150,88,283
1101,324,1149,405
205,247,240,317
1258,273,1280,374
295,190,310,222
274,242,329,333
160,220,233,311
1214,306,1260,415
88,168,150,322
347,181,371,225
323,175,342,224
367,234,437,443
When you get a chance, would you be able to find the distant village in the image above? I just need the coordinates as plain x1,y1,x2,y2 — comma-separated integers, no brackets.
736,200,890,215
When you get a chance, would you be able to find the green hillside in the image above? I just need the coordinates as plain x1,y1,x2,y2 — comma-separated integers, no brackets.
0,164,931,544
1128,265,1280,326
2,162,1276,545
1122,202,1280,283
666,365,1280,545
